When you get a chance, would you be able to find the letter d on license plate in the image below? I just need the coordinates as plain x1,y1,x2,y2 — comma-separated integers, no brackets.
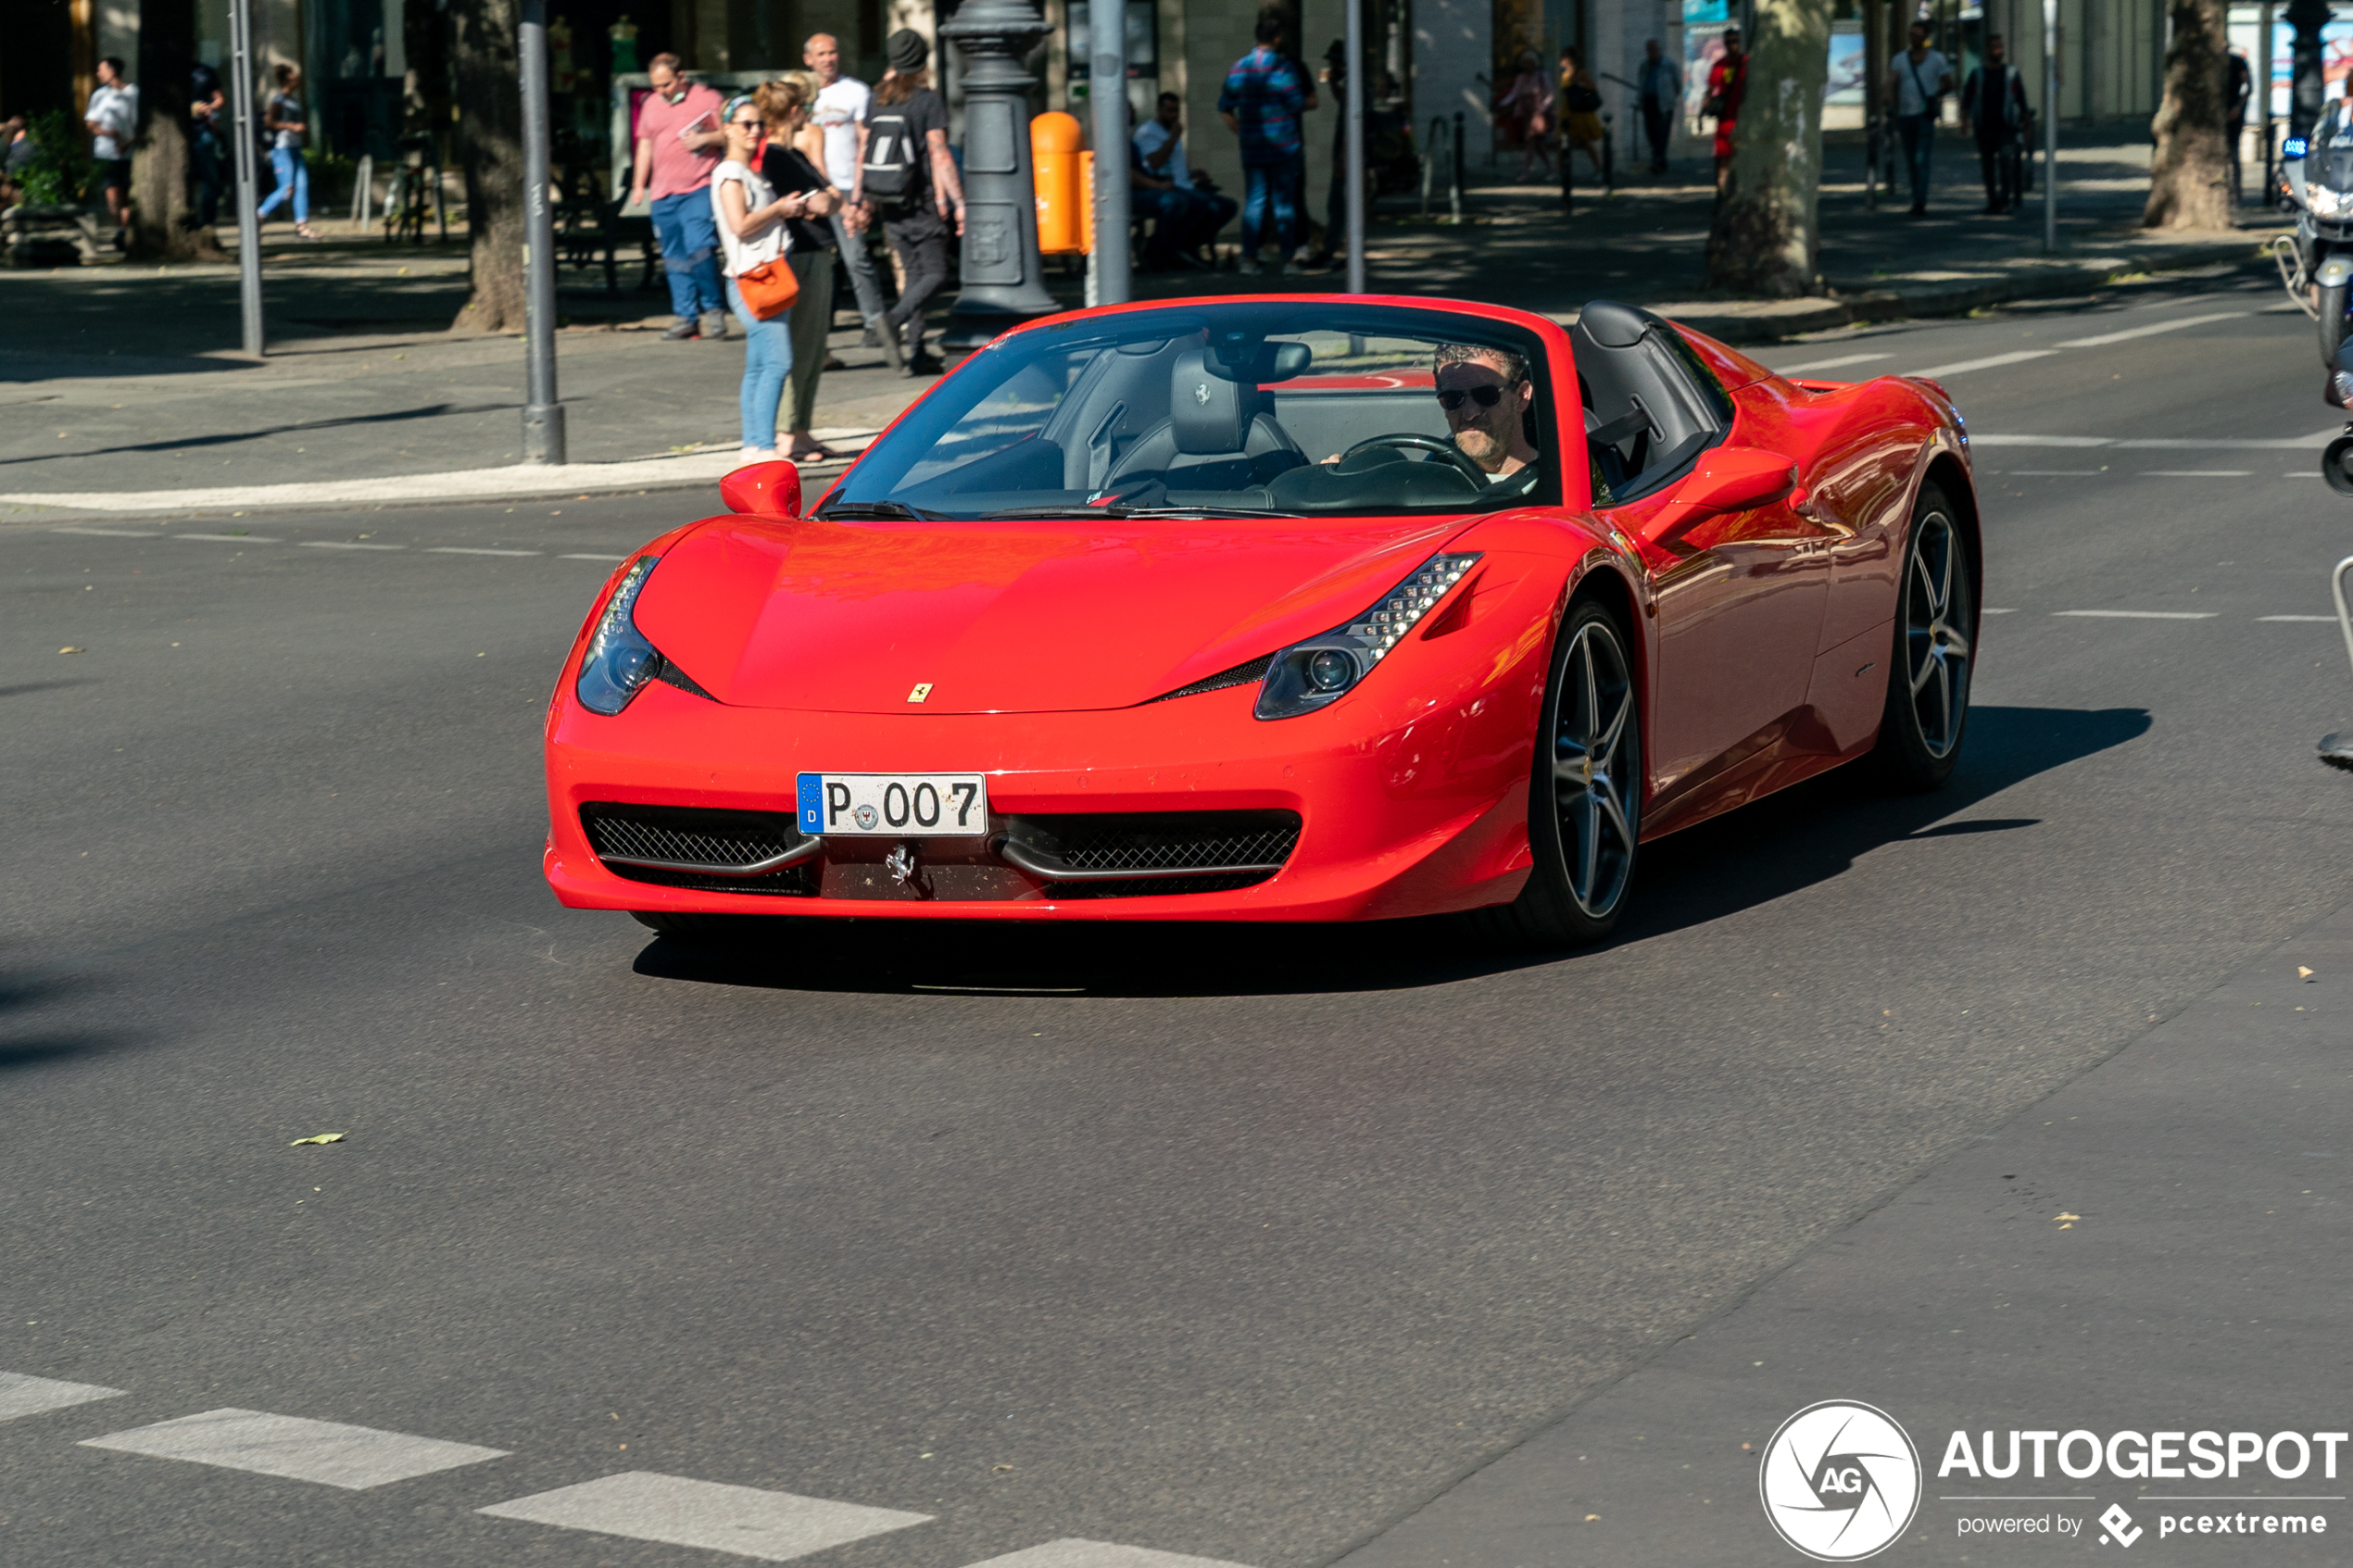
796,772,989,836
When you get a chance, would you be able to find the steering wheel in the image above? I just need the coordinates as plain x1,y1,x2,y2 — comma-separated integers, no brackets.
1340,433,1492,491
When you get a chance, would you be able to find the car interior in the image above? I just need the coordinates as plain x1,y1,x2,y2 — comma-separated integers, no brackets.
1568,299,1738,507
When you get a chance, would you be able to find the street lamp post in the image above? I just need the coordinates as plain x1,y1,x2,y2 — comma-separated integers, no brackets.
1344,0,1365,294
228,0,263,356
1088,7,1132,307
2041,0,2057,252
2288,0,2331,144
939,0,1063,347
519,0,565,463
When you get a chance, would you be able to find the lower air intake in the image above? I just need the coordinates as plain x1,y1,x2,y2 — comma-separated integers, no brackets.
581,802,818,897
998,809,1301,897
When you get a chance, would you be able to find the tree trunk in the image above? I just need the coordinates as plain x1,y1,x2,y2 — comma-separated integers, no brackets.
2145,0,2234,228
449,0,527,332
132,0,224,260
1705,0,1832,296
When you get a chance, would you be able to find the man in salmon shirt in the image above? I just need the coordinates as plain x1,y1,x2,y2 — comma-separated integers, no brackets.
630,53,730,341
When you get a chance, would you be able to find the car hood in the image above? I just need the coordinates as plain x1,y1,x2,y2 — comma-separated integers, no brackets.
630,513,1471,714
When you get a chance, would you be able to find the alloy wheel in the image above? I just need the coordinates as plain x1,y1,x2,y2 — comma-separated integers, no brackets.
1553,617,1640,919
1905,510,1970,759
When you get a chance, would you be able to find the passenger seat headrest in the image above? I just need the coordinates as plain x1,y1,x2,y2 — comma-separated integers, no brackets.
1171,347,1258,455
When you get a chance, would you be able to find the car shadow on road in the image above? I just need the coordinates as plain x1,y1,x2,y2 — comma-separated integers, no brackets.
0,960,127,1073
632,705,2149,999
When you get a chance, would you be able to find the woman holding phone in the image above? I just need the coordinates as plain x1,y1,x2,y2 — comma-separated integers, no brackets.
711,94,813,461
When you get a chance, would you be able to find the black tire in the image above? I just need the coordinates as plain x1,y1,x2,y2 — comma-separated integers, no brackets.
1476,596,1642,948
2322,282,2350,369
1870,483,1974,793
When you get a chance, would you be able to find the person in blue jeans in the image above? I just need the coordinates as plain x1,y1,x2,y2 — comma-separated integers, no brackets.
1220,11,1316,275
630,55,731,340
713,96,810,459
1887,20,1953,217
256,65,320,239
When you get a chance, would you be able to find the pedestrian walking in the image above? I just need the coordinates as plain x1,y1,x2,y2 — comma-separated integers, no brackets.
630,53,729,341
84,57,139,247
190,60,227,228
1498,49,1555,181
712,94,809,463
1557,47,1604,184
1,116,31,208
1888,20,1953,216
1704,29,1745,193
854,30,963,377
1637,38,1680,176
804,31,890,355
1219,9,1315,276
1136,91,1235,269
2228,44,2255,204
255,64,321,240
756,75,846,460
1959,34,2031,214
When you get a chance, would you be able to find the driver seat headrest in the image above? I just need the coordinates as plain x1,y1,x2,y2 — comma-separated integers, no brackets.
1171,347,1259,455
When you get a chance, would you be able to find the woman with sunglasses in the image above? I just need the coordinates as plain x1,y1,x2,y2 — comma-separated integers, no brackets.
711,94,814,461
755,74,846,463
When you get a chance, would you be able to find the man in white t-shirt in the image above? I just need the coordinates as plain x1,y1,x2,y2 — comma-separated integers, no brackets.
1887,20,1953,217
804,31,887,344
84,57,139,242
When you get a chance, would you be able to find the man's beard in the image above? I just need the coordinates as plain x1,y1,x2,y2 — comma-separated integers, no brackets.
1453,421,1508,470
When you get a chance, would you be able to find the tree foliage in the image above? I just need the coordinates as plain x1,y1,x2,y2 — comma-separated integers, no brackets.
1706,0,1831,296
448,0,527,332
2145,0,2234,228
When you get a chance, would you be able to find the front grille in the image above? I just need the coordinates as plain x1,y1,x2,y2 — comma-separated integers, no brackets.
1000,809,1300,897
581,802,816,896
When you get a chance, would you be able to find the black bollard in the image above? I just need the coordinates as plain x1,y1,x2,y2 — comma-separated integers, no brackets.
938,0,1063,349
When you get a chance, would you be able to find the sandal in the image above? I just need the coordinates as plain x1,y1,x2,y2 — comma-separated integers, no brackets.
785,441,842,463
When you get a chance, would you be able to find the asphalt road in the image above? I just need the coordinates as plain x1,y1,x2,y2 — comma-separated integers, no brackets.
4,264,2350,1568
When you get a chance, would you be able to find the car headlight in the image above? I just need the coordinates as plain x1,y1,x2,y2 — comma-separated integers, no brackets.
1255,552,1481,720
575,556,668,715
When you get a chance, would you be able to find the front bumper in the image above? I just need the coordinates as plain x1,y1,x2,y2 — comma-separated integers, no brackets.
543,674,1542,923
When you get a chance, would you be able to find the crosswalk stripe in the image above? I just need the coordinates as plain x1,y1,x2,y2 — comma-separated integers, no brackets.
477,1471,931,1562
0,1371,126,1423
81,1408,508,1489
962,1540,1262,1568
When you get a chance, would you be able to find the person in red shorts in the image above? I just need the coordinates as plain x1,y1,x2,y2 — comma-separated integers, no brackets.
1705,29,1745,192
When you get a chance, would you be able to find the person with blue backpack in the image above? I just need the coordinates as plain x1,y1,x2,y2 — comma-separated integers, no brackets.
852,30,963,377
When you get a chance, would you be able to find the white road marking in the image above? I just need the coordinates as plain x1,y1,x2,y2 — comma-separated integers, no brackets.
1982,608,2020,614
1973,431,2341,449
1969,434,2111,446
2007,469,2105,476
478,1471,931,1562
426,546,542,557
2055,310,2251,347
81,1408,508,1489
0,1371,126,1424
1906,350,2060,377
178,533,282,543
2259,614,2339,621
2053,609,2220,620
2286,470,2325,477
50,526,161,537
2142,470,2252,477
299,540,406,550
1772,353,1894,374
560,553,628,561
963,1541,1262,1568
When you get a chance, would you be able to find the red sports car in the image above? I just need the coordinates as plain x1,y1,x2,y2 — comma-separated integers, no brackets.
543,295,1976,946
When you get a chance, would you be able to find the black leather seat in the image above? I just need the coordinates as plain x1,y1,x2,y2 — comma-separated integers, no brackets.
1104,348,1305,493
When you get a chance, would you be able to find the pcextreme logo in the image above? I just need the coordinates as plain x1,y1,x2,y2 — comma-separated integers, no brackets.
1759,1400,1924,1562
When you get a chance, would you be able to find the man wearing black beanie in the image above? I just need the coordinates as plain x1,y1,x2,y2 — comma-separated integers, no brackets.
851,29,965,376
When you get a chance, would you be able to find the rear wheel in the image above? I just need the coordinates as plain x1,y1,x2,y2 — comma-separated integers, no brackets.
1871,484,1973,792
1478,597,1642,948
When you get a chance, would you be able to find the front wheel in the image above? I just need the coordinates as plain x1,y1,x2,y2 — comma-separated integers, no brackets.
2322,281,2350,368
1871,484,1974,792
1477,596,1642,948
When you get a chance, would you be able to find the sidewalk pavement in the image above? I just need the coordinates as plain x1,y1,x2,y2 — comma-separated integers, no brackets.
0,121,2281,521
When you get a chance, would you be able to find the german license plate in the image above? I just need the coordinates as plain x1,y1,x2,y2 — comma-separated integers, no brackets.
796,772,989,836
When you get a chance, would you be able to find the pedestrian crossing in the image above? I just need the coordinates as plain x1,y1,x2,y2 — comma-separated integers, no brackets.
3,1365,1261,1567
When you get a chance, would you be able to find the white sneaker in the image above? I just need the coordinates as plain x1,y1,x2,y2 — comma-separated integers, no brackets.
1281,260,1306,277
737,445,779,464
1237,257,1263,276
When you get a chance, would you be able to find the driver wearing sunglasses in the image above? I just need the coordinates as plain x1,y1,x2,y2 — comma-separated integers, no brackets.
1432,343,1537,480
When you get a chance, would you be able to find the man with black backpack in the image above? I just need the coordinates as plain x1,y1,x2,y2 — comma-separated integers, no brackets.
852,30,964,377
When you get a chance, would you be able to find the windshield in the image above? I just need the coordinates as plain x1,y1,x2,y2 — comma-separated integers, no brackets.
823,303,1562,519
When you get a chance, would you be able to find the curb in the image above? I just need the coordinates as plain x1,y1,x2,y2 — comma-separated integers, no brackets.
1639,234,2280,345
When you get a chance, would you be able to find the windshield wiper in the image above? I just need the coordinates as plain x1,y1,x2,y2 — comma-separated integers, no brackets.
979,504,1294,520
813,501,932,520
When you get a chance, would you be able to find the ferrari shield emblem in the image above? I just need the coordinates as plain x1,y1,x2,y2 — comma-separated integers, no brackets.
908,683,933,703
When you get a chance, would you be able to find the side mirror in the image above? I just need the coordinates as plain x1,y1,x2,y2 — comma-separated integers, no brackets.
1670,445,1797,515
720,459,802,518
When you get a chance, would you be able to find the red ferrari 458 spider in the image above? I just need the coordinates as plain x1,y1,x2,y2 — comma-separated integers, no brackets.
543,295,1977,946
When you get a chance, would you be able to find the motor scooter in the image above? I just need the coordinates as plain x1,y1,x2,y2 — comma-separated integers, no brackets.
2278,123,2353,365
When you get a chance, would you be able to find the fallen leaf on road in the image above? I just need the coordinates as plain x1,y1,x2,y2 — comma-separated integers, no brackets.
993,1464,1014,1472
289,1132,346,1146
2299,966,2316,981
58,646,83,654
1584,1513,1601,1522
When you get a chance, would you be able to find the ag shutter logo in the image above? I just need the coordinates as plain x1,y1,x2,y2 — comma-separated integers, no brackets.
1760,1400,1923,1562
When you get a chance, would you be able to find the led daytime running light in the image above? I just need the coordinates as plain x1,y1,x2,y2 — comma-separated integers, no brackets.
1345,554,1481,663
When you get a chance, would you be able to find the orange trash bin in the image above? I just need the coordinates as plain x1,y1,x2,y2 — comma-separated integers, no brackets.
1032,111,1083,255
